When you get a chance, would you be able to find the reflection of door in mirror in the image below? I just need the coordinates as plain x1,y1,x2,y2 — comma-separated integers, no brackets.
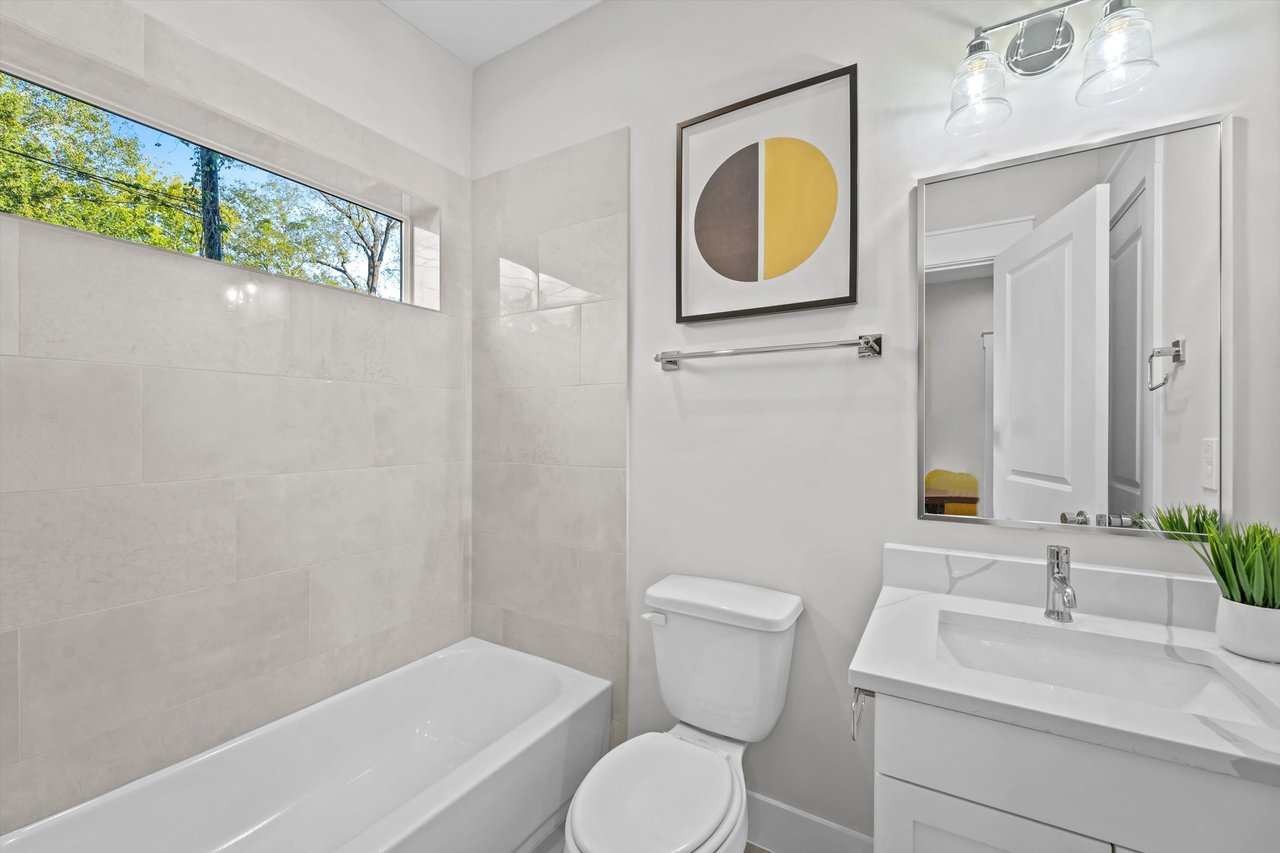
1106,139,1160,518
992,185,1110,522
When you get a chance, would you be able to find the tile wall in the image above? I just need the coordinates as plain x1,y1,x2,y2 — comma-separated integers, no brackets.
0,215,470,830
469,129,630,744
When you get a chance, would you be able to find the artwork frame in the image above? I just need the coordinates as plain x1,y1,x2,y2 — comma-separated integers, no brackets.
676,64,858,323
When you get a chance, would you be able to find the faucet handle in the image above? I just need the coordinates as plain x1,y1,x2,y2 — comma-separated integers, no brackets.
1047,544,1071,567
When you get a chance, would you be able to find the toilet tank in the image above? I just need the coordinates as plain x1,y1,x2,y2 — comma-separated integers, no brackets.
644,575,803,743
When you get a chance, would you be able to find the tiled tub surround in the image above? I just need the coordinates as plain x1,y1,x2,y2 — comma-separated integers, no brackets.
0,218,470,832
469,129,630,744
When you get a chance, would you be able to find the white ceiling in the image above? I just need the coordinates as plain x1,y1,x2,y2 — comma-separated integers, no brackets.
380,0,601,67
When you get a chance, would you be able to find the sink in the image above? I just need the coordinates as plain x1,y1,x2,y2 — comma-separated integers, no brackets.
936,610,1280,729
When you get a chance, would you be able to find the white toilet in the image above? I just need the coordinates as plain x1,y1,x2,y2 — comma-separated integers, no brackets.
565,575,804,853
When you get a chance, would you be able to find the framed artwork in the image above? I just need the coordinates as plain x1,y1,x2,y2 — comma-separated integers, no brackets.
676,64,857,323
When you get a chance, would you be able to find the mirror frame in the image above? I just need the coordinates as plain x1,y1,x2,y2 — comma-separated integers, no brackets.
916,115,1236,537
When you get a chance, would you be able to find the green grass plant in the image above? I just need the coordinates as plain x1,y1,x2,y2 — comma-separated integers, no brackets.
1150,505,1280,609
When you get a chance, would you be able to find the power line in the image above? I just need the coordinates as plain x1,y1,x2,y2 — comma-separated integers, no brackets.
0,145,199,216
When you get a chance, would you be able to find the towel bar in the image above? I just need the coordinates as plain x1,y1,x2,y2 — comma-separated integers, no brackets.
655,335,883,371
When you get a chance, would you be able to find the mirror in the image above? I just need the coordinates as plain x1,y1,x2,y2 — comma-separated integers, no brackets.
918,121,1225,532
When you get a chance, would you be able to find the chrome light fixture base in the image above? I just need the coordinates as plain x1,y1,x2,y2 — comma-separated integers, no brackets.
1005,13,1075,77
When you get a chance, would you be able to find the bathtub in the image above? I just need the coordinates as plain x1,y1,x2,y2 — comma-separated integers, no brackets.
0,638,611,853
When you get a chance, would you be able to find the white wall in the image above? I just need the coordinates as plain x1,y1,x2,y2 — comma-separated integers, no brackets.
123,0,473,176
472,0,1280,836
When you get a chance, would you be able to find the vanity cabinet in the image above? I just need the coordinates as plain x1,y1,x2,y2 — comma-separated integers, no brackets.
876,775,1108,853
873,695,1279,853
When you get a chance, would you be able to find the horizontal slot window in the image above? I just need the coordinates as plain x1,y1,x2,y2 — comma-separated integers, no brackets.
0,71,404,301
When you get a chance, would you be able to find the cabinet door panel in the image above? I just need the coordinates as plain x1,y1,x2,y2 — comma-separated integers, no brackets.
875,775,1110,853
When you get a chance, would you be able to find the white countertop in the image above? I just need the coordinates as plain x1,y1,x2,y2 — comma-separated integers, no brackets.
850,546,1280,787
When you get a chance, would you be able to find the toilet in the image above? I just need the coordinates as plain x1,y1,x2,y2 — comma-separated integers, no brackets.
565,575,804,853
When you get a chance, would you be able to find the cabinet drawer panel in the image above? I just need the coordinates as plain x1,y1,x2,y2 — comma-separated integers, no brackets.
875,775,1109,853
875,695,1279,853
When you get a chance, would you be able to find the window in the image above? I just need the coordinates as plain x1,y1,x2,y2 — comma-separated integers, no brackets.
0,71,404,301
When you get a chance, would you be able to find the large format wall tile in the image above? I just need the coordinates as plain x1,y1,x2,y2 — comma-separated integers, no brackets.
18,222,299,376
310,540,438,654
296,284,466,388
0,631,16,767
19,570,309,759
473,532,625,639
0,357,141,493
581,298,628,385
0,718,148,834
472,461,541,540
501,384,626,468
0,480,236,631
473,306,582,389
539,465,627,553
537,214,628,309
473,128,628,246
469,129,629,740
0,217,17,356
235,465,451,577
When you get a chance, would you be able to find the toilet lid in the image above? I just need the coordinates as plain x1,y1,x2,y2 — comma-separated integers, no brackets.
570,733,735,853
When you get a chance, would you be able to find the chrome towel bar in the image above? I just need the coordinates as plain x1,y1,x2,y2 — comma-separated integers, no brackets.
655,335,883,371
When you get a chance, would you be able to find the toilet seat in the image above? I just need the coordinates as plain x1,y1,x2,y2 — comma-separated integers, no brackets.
567,732,744,853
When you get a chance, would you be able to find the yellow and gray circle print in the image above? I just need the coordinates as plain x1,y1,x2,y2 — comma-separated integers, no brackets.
693,137,837,283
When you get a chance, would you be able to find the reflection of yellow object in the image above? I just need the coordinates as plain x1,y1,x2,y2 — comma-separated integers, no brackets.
763,137,837,279
925,469,980,516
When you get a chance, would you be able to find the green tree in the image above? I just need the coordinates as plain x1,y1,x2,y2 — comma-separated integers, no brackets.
0,73,199,251
313,194,402,296
1,72,403,299
221,178,327,279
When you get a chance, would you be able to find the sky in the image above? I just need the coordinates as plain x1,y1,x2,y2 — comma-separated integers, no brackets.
108,113,271,190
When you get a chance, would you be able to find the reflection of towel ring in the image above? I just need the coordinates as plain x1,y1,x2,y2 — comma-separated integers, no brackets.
1147,339,1185,391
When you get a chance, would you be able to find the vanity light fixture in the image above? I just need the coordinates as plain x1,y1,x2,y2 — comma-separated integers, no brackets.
946,0,1159,136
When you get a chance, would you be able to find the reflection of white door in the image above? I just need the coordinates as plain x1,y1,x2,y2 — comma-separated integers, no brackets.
1106,138,1162,518
1108,190,1150,515
992,185,1110,522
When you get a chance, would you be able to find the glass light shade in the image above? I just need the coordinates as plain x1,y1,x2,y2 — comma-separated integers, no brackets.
1076,6,1159,106
945,48,1012,137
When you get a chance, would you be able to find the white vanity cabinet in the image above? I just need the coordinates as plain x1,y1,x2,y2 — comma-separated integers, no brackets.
873,695,1279,853
876,774,1109,853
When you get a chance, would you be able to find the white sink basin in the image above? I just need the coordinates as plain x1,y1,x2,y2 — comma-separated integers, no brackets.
936,610,1280,728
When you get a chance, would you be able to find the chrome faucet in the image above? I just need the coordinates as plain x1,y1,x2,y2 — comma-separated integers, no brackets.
1045,545,1077,622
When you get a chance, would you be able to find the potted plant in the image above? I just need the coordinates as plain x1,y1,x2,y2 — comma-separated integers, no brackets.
1152,505,1280,663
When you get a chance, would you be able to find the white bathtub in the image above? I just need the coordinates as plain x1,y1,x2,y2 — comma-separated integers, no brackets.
1,638,611,853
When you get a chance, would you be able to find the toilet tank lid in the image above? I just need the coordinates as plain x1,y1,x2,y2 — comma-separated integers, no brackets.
645,575,803,632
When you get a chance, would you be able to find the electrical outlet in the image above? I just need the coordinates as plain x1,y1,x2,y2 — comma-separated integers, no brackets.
1201,438,1219,491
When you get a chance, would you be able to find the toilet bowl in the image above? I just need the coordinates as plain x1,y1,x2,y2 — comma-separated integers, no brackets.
564,725,747,853
564,575,803,853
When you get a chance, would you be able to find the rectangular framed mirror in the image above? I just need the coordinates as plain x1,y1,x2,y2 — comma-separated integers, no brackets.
917,117,1231,535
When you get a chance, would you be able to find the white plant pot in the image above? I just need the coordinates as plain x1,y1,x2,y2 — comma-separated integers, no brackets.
1216,598,1280,663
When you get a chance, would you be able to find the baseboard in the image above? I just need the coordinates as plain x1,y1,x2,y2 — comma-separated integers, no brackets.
746,791,872,853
